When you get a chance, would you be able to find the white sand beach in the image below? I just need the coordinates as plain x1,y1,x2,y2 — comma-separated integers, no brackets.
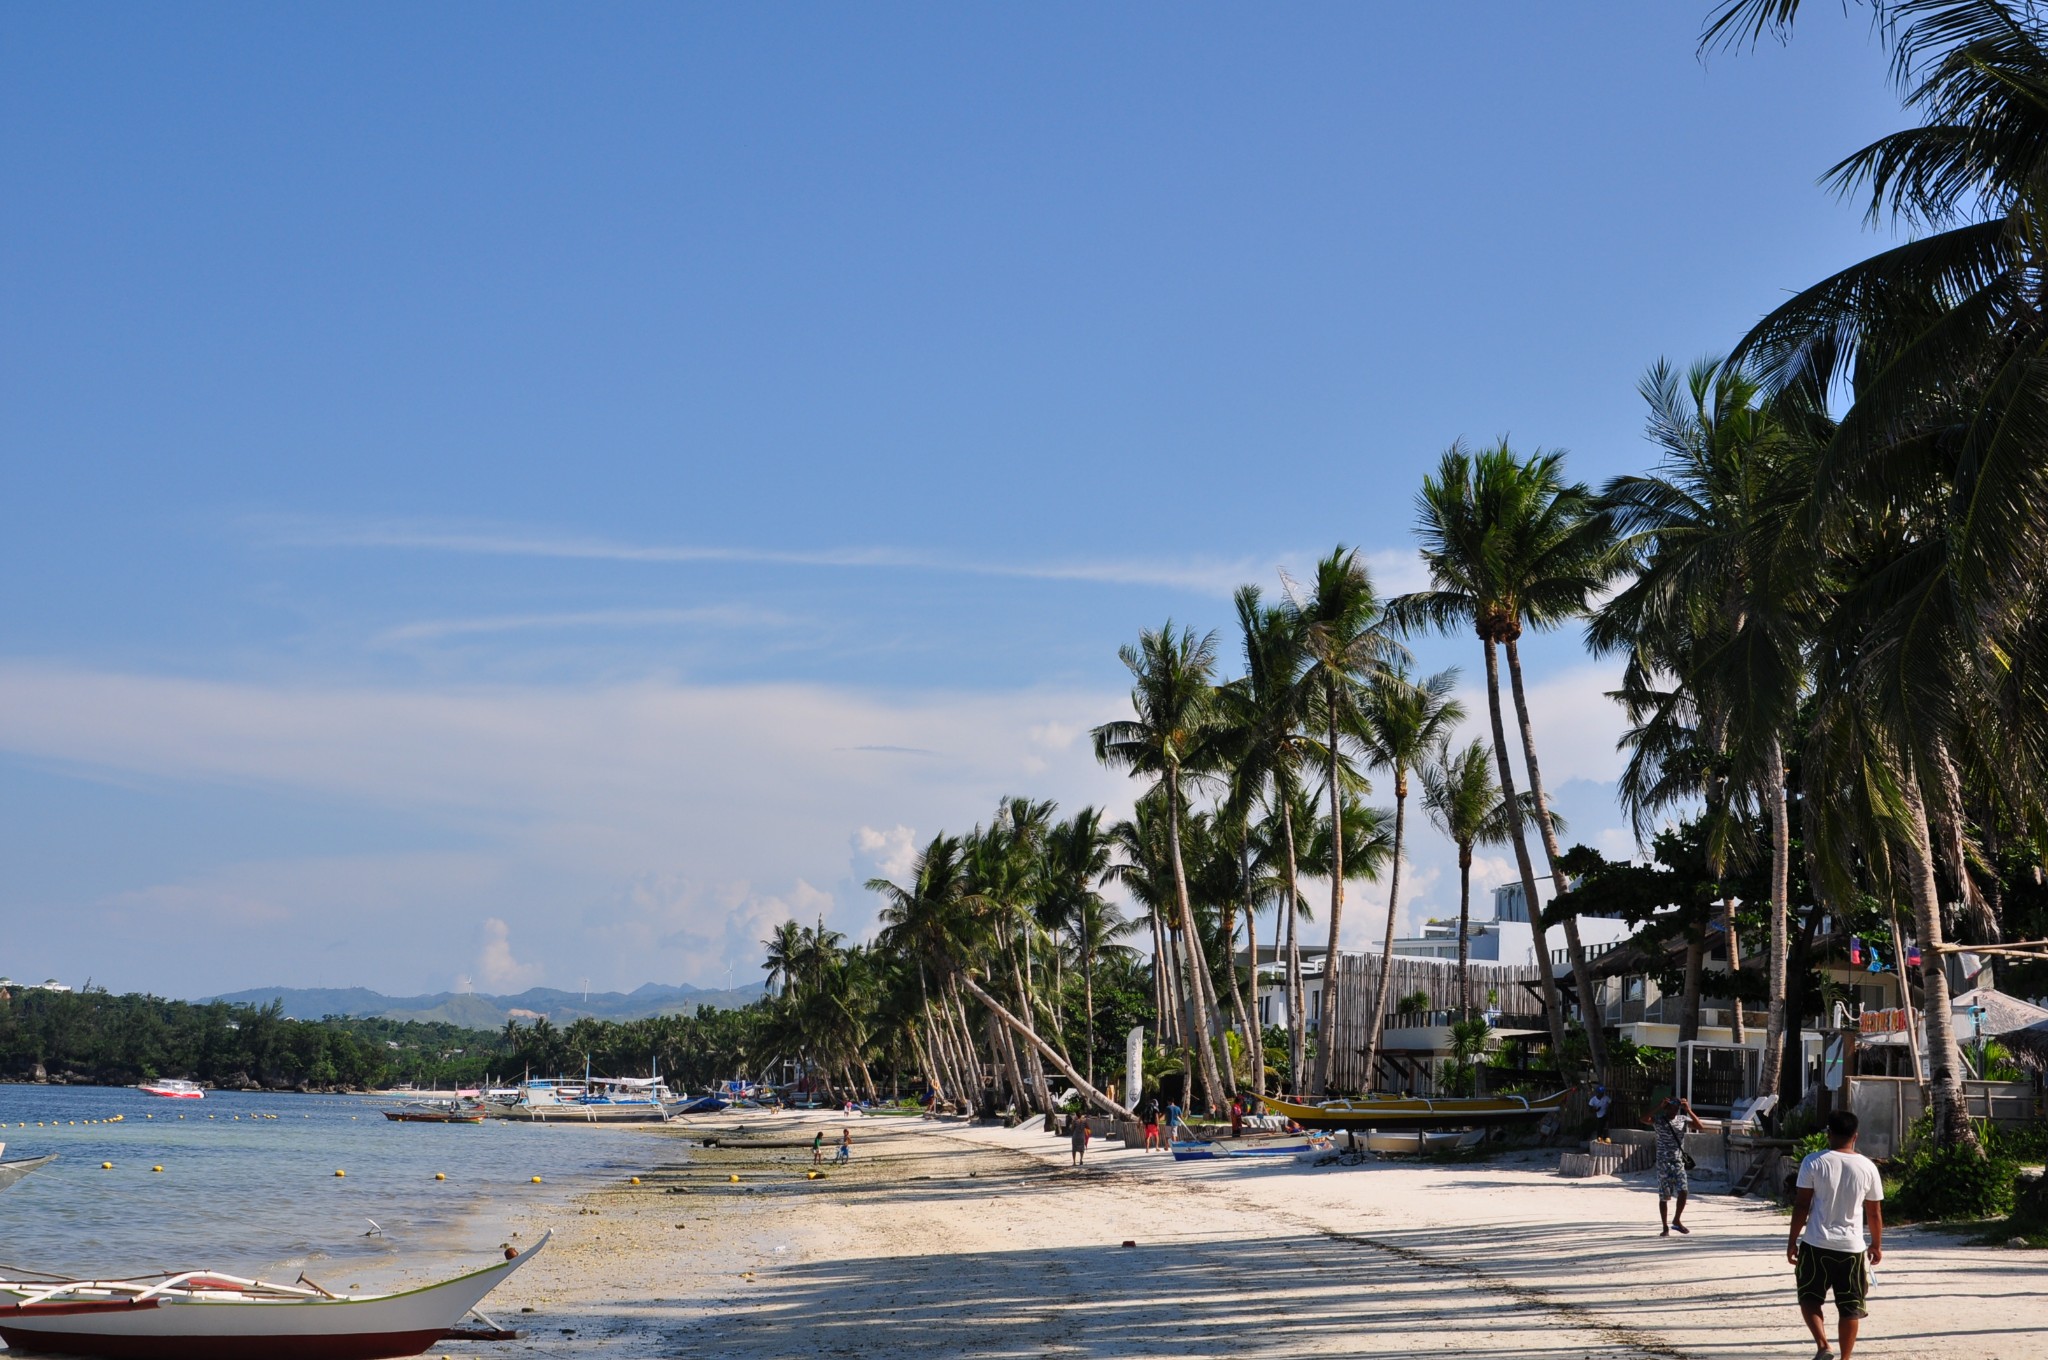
484,1112,2046,1360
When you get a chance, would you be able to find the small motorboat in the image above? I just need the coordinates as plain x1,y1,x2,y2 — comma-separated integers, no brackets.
0,1145,57,1192
0,1231,549,1360
673,1094,728,1115
137,1079,205,1100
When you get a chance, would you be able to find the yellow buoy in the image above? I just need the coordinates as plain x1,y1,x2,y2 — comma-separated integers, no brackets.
334,1169,346,1177
629,1177,641,1185
434,1173,446,1181
530,1176,542,1184
728,1173,740,1182
101,1162,113,1170
152,1165,163,1173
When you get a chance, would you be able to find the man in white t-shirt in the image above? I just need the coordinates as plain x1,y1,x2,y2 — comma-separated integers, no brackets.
1788,1110,1885,1360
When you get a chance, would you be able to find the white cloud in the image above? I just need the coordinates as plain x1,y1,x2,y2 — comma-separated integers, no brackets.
374,606,797,645
476,917,543,990
0,663,1131,991
853,825,920,884
255,516,1287,598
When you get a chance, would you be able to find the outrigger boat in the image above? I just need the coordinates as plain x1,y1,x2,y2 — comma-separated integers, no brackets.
1262,1088,1573,1131
1169,1129,1333,1162
0,1232,549,1360
486,1075,684,1124
381,1099,485,1125
0,1144,57,1191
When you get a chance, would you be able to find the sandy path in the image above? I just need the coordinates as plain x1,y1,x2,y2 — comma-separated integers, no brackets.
484,1113,2045,1360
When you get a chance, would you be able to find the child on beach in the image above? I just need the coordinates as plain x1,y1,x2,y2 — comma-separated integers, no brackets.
1069,1116,1090,1166
1143,1103,1161,1151
836,1127,852,1165
812,1130,824,1165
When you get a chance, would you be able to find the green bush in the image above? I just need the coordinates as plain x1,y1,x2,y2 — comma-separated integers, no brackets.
1893,1143,2020,1222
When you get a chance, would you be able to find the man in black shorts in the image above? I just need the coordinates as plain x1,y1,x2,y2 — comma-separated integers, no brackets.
1787,1110,1885,1359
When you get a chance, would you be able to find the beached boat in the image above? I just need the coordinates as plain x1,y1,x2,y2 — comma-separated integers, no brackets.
1261,1088,1572,1131
380,1099,485,1125
1169,1132,1332,1162
0,1147,57,1191
672,1094,728,1115
137,1079,204,1100
486,1076,684,1124
0,1232,548,1360
1362,1128,1485,1155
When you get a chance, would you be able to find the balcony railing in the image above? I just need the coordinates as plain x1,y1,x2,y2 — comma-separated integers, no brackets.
1383,1008,1548,1031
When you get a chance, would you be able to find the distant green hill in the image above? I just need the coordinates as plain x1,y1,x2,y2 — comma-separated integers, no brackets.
204,981,765,1025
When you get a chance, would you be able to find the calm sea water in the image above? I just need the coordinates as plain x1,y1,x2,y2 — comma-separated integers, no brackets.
0,1085,667,1283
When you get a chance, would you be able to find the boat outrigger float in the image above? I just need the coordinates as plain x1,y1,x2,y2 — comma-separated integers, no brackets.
0,1231,549,1360
1261,1088,1573,1131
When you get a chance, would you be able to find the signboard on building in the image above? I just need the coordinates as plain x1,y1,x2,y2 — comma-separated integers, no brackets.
1858,1008,1911,1034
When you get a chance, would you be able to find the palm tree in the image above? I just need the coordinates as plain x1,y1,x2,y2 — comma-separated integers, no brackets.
1594,357,1813,1091
1393,441,1620,1079
1214,586,1316,1095
1040,807,1120,1086
1419,739,1559,1016
1355,666,1464,1090
1287,548,1405,1095
1093,623,1232,1114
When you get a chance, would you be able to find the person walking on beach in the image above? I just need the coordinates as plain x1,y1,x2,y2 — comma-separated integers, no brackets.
1587,1084,1612,1140
811,1129,824,1165
1788,1111,1884,1360
1142,1101,1161,1151
1229,1097,1244,1138
835,1127,852,1165
1069,1115,1090,1167
1651,1095,1702,1236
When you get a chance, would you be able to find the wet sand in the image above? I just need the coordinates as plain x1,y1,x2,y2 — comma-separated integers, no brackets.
483,1112,2046,1360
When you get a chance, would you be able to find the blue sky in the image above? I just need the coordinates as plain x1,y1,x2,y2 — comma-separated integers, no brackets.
1,6,1903,997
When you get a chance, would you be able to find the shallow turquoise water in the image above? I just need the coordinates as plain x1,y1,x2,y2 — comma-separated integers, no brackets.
0,1085,663,1282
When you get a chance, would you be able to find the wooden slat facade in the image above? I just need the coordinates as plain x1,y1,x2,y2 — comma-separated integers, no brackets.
1320,952,1545,1092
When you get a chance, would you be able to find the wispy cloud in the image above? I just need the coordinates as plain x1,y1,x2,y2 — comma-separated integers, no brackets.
374,605,795,645
254,516,1278,597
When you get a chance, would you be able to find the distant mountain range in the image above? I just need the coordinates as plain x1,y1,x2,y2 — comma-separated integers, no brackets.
203,980,766,1028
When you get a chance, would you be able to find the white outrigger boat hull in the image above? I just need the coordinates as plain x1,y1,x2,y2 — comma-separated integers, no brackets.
0,1231,548,1360
0,1154,57,1191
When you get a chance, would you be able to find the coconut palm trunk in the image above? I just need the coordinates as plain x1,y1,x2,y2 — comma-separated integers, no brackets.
1282,799,1308,1094
1166,769,1231,1113
1901,770,1980,1151
1311,695,1347,1096
1504,636,1610,1083
1242,873,1266,1096
1359,771,1409,1092
1455,843,1474,1016
1484,639,1573,1063
959,974,1134,1119
1759,735,1793,1096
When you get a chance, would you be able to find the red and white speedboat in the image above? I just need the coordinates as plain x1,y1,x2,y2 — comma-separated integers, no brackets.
0,1232,548,1360
137,1080,204,1100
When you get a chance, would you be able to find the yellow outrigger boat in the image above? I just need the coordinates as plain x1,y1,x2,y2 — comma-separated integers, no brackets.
1262,1088,1573,1131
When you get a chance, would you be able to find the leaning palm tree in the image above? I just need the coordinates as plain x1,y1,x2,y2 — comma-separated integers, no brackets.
1286,548,1406,1095
1040,807,1119,1085
1393,441,1620,1078
1355,666,1464,1090
1093,623,1232,1114
1419,739,1559,1016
